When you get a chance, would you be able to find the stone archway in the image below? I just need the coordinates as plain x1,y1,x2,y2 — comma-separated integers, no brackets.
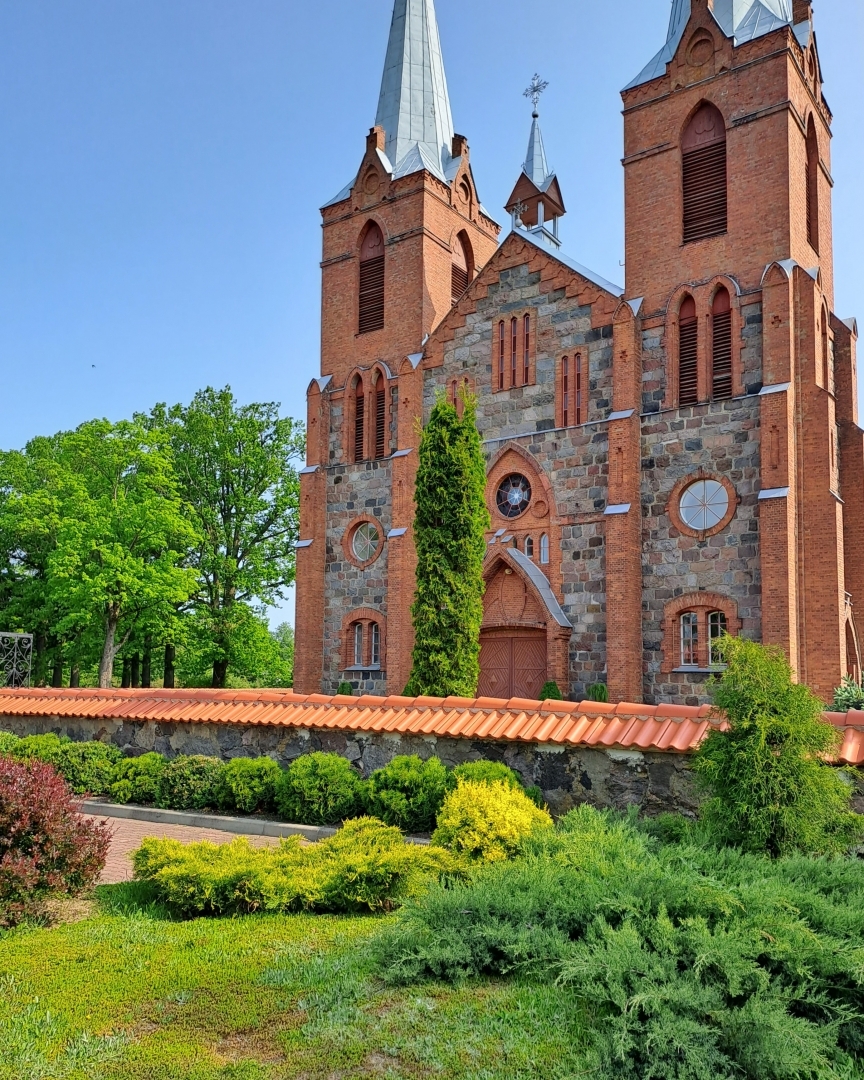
478,549,572,701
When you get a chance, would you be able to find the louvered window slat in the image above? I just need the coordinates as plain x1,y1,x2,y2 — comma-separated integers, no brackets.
683,142,727,243
679,320,699,406
359,255,385,334
712,311,733,400
375,386,386,459
451,264,469,306
354,393,365,462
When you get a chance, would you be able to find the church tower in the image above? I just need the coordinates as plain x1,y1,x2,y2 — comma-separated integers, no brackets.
621,0,862,699
294,0,500,694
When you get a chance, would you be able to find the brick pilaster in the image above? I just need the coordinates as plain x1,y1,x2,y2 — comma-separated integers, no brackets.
606,303,643,704
834,315,864,663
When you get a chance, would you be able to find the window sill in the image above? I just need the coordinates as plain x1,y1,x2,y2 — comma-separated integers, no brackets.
673,667,726,675
344,666,383,673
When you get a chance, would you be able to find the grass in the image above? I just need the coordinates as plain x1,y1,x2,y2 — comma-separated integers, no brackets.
0,883,592,1080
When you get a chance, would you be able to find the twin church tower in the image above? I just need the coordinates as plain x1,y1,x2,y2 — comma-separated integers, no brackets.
294,0,861,707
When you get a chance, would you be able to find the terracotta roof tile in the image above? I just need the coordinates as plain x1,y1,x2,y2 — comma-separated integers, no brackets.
0,688,859,762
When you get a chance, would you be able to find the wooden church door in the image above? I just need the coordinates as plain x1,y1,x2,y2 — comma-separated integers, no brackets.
478,630,547,700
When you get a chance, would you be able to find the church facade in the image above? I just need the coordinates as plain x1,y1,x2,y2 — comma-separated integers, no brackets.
294,0,862,706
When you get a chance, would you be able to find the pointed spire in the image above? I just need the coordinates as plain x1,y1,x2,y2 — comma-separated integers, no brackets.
374,0,455,181
523,114,551,188
625,0,796,90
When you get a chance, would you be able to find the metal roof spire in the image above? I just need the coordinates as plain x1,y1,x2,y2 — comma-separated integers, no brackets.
625,0,798,90
522,74,551,187
374,0,455,181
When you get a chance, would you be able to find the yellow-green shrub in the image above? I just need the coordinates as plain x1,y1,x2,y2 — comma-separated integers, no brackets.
432,780,553,862
132,816,463,917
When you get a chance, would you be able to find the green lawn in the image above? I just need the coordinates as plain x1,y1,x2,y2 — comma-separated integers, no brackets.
0,884,592,1080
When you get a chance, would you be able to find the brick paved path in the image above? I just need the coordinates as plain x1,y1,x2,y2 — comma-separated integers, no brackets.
83,815,281,885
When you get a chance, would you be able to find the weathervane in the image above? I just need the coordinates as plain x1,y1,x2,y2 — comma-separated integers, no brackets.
523,74,549,115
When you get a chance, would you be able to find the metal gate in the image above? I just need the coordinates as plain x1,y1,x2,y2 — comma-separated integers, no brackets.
0,633,33,688
478,630,547,700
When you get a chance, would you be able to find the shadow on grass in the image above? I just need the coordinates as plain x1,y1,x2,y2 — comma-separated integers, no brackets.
93,880,178,921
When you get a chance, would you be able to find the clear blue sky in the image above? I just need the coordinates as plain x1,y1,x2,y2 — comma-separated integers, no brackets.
1,0,862,626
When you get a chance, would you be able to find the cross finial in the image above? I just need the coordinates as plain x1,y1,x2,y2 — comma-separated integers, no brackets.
523,73,549,114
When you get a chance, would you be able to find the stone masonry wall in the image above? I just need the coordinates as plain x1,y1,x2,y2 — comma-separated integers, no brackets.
0,713,700,819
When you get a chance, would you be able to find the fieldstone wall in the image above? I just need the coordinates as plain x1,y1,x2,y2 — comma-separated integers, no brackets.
0,713,699,819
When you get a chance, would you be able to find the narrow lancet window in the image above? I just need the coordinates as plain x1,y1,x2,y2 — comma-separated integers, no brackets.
711,289,732,400
679,296,698,407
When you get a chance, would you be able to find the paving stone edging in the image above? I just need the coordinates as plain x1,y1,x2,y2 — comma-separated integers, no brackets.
80,799,430,845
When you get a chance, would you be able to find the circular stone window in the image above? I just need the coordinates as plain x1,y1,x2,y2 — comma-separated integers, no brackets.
351,522,381,563
496,474,532,519
679,479,729,532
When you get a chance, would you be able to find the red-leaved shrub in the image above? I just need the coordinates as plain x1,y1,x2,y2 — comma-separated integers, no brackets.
0,757,111,925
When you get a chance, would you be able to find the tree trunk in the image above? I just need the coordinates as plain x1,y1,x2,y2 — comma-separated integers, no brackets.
51,660,63,687
131,652,140,688
70,666,80,688
212,658,229,689
99,620,119,689
163,644,175,689
121,657,132,688
35,634,48,687
142,636,152,688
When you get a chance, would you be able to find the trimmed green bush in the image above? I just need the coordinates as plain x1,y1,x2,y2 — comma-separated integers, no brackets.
366,755,453,834
0,730,20,755
109,753,167,805
133,816,464,917
6,733,120,795
452,760,523,789
217,756,281,814
586,682,609,703
274,752,366,826
695,636,863,856
156,755,225,811
539,681,563,701
375,804,864,1077
432,780,553,861
336,681,354,696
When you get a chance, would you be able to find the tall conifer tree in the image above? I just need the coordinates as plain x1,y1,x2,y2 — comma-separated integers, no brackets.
404,392,489,697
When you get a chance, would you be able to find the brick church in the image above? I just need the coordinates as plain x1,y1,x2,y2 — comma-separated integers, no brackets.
294,0,861,706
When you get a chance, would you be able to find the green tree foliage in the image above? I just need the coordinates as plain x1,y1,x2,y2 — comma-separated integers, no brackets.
0,421,199,687
694,636,862,856
404,392,489,698
146,387,304,688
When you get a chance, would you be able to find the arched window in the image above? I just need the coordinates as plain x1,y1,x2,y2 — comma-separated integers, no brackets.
353,622,364,667
540,533,550,565
523,314,531,385
679,296,698,406
374,373,387,459
708,610,727,666
525,536,534,559
511,317,518,387
498,322,505,391
353,376,365,462
806,116,819,254
451,233,472,305
562,356,570,426
682,103,727,244
359,223,385,334
370,623,381,667
822,304,831,390
680,611,699,668
711,288,732,400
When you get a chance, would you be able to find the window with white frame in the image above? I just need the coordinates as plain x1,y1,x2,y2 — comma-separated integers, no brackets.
680,612,699,668
708,611,728,666
525,536,534,559
370,623,381,667
353,622,364,667
539,533,550,565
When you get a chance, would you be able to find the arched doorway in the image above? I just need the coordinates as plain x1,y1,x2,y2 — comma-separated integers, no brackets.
478,550,571,700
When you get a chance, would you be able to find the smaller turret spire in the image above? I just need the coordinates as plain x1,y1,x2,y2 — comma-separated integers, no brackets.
505,77,566,250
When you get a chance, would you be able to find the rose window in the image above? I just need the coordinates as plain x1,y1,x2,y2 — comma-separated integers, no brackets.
678,479,729,532
351,522,381,563
496,474,532,519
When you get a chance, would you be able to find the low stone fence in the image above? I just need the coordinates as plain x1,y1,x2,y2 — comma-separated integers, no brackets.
0,712,700,818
